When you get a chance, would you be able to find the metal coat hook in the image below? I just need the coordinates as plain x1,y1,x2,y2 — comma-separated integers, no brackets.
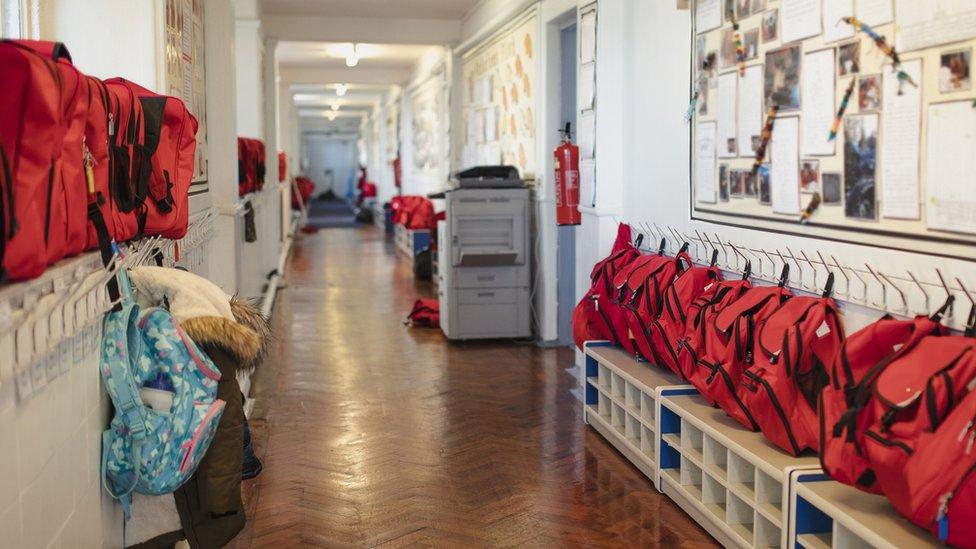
865,264,888,309
936,268,955,318
826,254,849,298
747,248,766,278
725,241,742,272
776,250,792,286
816,250,837,296
712,233,729,267
799,250,819,291
653,223,666,250
878,271,908,313
785,247,809,290
668,227,684,254
956,277,976,308
906,270,930,315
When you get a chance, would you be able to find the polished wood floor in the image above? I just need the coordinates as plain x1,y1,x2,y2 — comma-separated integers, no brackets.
231,226,717,548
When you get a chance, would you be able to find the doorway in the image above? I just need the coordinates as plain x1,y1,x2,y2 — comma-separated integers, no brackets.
556,22,578,346
303,133,358,199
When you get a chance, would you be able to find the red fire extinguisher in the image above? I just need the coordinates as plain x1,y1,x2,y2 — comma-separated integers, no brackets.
555,122,581,225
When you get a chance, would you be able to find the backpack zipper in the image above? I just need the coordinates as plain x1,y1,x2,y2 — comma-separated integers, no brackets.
936,461,976,542
44,161,55,244
743,369,799,452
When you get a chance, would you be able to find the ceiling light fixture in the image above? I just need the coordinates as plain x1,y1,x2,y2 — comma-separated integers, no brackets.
345,44,359,67
331,102,340,111
336,84,348,97
326,111,338,121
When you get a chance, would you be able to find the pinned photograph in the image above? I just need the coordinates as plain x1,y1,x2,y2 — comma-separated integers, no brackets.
719,164,730,201
706,52,718,87
940,49,972,92
737,0,751,18
725,0,735,22
730,169,745,196
800,160,820,193
764,45,801,110
858,74,881,111
721,28,737,67
758,164,771,204
699,84,709,115
743,169,758,196
752,0,766,15
726,137,737,156
744,29,760,61
761,10,778,42
838,42,860,77
822,173,842,204
843,115,878,220
697,36,706,71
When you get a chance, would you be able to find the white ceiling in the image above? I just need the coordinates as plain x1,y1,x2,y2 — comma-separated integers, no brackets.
262,0,479,19
276,41,441,69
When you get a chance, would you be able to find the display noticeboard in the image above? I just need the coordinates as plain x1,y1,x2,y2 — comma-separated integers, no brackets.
690,0,976,260
461,11,539,179
164,0,209,192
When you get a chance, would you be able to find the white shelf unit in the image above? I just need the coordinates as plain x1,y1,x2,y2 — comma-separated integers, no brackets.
789,472,940,549
659,394,821,548
394,224,431,257
582,341,694,482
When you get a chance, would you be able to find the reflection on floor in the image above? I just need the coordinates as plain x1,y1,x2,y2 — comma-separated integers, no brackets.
305,198,358,229
231,225,717,548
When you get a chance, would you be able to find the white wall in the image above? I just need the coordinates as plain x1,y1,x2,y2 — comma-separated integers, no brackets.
400,47,452,198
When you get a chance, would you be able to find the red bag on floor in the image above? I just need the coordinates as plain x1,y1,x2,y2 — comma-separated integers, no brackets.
819,314,945,493
105,78,198,239
406,299,440,328
572,224,641,349
0,40,68,280
738,279,844,455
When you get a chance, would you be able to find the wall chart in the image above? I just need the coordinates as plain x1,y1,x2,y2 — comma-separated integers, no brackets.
690,0,976,260
163,0,209,190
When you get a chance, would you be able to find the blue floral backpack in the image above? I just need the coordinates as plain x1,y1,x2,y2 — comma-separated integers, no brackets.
100,269,226,519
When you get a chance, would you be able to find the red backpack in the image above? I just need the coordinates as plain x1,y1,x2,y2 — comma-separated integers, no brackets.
738,277,844,455
635,260,721,374
679,276,752,382
901,384,976,546
84,76,140,247
863,335,976,517
604,244,675,355
820,314,945,493
406,299,440,328
106,78,198,239
572,224,641,349
695,279,792,431
15,41,90,260
0,40,67,280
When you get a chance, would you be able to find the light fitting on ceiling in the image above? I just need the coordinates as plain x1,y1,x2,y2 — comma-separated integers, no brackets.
326,111,338,121
335,83,348,97
345,44,359,67
331,102,340,111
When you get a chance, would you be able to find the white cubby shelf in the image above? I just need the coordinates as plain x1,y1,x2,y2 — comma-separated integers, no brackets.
394,224,431,257
789,471,940,549
583,341,695,483
658,394,821,548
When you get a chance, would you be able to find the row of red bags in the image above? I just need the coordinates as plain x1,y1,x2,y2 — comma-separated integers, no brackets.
1,40,199,281
390,196,436,230
574,224,976,546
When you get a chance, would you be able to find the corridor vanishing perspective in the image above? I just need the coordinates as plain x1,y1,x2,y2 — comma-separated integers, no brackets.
233,226,717,548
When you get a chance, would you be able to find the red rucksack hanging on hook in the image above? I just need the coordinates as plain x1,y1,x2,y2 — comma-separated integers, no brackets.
572,224,642,349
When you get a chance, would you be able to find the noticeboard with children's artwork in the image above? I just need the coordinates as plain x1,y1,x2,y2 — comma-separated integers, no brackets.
461,10,539,179
689,0,976,259
163,0,209,189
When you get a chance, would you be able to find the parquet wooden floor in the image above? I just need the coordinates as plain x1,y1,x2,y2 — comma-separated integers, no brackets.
230,226,717,548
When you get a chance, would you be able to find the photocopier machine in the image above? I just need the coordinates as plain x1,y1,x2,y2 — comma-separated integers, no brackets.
433,166,531,340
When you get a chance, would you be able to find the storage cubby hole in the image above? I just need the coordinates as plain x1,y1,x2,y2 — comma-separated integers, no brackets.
832,522,873,549
640,425,655,460
728,453,756,503
680,420,704,462
681,459,704,501
597,363,610,388
611,402,626,434
702,435,728,482
659,404,683,470
754,513,781,548
755,469,780,517
625,382,641,413
640,391,654,423
794,495,833,549
701,472,726,519
611,372,624,398
625,412,641,446
725,490,754,545
598,392,611,417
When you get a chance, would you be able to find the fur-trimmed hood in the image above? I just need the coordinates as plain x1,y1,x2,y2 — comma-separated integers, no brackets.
129,266,271,371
